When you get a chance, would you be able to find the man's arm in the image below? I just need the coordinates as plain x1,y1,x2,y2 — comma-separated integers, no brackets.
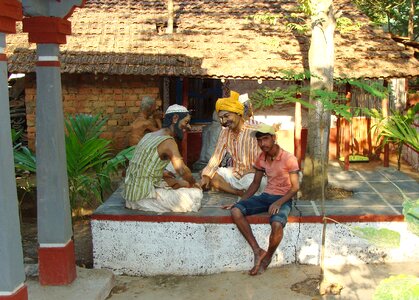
268,171,299,215
222,169,263,209
144,119,160,133
158,139,197,187
201,129,228,179
240,168,264,200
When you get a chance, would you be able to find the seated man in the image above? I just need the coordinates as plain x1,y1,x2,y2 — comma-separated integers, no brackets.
123,104,202,213
224,123,300,275
129,96,162,146
200,90,266,196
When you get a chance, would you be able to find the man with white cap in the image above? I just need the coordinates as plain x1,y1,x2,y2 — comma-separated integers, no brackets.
200,90,266,196
123,104,202,213
224,123,299,275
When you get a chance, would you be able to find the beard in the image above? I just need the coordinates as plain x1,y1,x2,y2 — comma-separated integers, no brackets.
174,121,184,140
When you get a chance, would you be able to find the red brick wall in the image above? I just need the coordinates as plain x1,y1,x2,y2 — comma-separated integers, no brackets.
24,74,161,151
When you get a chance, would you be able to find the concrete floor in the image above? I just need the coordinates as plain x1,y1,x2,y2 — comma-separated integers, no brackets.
106,262,419,300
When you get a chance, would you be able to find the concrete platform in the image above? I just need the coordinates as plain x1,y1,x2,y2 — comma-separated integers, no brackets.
91,167,419,276
26,267,114,300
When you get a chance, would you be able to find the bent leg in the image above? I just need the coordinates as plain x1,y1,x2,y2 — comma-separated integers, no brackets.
259,221,283,274
231,207,266,275
211,173,244,196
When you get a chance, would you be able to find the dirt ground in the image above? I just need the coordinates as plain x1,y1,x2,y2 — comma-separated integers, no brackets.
20,152,418,271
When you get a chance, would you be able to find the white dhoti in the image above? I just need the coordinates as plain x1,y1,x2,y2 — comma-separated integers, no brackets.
125,183,203,213
216,167,267,194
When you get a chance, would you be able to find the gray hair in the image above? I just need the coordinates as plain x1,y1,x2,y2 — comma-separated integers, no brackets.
140,96,156,112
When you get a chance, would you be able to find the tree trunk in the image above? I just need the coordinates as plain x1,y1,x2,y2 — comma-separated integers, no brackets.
166,0,174,34
408,0,414,41
302,0,336,199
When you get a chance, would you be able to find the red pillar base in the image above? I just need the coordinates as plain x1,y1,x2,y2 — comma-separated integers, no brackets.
38,239,77,286
0,285,28,300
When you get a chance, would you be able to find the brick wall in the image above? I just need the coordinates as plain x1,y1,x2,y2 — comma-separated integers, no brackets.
24,74,161,151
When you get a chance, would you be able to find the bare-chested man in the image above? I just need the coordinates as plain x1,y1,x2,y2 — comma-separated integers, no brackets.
129,96,162,146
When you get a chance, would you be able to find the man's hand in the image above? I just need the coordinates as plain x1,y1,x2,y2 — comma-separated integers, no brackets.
268,201,282,215
200,176,211,190
189,182,202,189
163,170,176,179
221,203,235,210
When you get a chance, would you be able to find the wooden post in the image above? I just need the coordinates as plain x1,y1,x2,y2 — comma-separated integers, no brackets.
382,80,390,167
182,78,189,165
366,117,372,158
343,83,351,170
294,95,302,168
336,116,340,159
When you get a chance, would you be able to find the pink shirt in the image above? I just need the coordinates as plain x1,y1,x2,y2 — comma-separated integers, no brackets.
254,148,299,195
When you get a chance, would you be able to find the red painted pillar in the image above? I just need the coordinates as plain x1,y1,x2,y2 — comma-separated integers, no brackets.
22,16,76,286
0,1,28,299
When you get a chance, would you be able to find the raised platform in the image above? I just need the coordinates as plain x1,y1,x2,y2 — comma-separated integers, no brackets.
91,167,419,276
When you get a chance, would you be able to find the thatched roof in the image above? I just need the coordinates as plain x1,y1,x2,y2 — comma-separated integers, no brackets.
6,0,419,79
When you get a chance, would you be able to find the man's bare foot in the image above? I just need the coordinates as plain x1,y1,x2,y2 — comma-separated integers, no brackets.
249,248,266,276
257,255,272,275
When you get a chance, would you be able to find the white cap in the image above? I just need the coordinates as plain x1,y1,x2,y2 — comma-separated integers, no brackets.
239,93,249,103
165,104,189,114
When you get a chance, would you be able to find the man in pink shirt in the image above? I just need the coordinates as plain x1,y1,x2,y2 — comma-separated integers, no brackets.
224,123,300,275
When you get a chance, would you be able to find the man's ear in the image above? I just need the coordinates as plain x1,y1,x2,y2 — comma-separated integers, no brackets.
172,114,179,124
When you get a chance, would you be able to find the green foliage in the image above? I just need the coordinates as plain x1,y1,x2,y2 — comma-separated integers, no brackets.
65,114,134,208
14,146,36,173
403,196,419,236
65,113,108,142
338,79,388,99
354,0,418,39
12,129,36,174
296,0,312,16
248,13,282,25
373,274,419,300
336,17,364,33
12,114,135,210
286,22,310,34
250,75,381,122
351,227,400,248
369,103,419,170
251,86,314,110
11,129,22,150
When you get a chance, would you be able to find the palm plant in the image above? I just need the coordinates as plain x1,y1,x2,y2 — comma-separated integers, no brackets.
370,103,419,170
65,114,134,208
12,114,135,211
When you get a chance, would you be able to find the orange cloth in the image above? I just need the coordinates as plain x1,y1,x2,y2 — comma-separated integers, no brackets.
215,91,244,115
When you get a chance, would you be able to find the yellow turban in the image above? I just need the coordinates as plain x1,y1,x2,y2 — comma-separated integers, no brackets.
215,91,244,115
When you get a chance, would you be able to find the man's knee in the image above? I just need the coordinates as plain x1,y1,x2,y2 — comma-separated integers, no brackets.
271,221,284,233
231,207,243,219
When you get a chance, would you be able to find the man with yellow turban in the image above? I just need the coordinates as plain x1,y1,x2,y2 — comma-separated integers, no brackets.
200,91,266,196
